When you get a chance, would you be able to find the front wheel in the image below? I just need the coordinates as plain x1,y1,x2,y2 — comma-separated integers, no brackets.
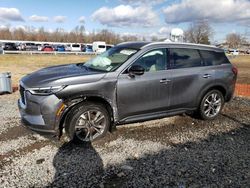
198,90,224,120
65,102,110,142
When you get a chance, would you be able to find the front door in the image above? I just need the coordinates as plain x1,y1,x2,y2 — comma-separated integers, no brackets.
117,48,172,120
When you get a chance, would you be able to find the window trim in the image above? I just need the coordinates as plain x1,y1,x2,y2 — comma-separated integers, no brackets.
121,48,169,74
169,48,203,70
199,49,231,66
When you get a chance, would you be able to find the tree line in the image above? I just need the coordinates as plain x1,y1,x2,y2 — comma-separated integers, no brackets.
184,20,248,48
0,21,248,48
0,26,139,44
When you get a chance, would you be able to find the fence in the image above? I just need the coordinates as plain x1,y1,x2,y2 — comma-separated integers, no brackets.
235,84,250,97
2,50,96,56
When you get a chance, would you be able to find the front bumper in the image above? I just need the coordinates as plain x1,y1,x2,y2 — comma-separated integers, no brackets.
18,90,63,135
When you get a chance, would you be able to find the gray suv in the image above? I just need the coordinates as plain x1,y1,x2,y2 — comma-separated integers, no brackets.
18,42,237,142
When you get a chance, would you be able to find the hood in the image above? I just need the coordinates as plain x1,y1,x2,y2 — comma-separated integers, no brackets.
21,63,106,88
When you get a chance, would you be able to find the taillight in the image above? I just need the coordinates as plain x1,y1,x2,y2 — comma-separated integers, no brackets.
232,66,238,76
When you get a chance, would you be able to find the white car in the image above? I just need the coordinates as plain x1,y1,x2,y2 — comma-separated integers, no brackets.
71,44,81,52
231,49,239,56
93,41,106,53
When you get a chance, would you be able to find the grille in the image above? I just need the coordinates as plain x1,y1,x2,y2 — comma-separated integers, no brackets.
19,85,26,105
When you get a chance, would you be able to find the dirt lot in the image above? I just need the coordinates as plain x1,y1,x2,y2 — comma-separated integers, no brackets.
0,54,249,86
0,93,249,187
0,54,250,187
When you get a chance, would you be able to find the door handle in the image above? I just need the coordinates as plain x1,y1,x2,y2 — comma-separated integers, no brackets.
203,74,211,78
160,78,171,84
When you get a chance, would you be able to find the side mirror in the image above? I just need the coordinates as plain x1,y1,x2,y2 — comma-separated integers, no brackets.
128,65,145,76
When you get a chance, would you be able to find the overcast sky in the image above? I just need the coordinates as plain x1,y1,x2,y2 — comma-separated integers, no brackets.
0,0,250,42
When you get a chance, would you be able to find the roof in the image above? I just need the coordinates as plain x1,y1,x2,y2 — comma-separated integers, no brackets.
116,41,223,52
116,41,150,49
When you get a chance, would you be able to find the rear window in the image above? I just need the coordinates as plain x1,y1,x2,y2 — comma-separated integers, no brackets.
72,44,80,47
98,45,106,48
170,48,202,69
200,50,230,66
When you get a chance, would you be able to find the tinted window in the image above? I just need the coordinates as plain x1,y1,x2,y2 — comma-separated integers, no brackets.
72,44,80,47
133,49,166,72
98,45,106,48
170,48,202,69
200,50,230,66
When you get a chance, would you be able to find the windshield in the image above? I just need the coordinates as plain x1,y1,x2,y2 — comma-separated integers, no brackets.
84,47,138,72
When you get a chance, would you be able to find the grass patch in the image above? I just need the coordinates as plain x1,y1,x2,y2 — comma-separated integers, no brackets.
0,54,249,86
230,55,250,84
0,54,93,85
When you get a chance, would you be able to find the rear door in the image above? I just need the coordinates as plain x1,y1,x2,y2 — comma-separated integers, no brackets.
168,48,215,109
117,48,172,120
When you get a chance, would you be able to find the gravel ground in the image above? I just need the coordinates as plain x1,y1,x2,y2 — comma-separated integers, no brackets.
0,92,249,187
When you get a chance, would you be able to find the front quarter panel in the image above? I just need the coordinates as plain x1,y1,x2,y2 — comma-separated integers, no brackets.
55,73,118,120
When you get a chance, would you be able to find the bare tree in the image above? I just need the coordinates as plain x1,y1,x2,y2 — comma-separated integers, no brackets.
0,28,12,40
226,33,242,48
151,36,159,42
0,26,138,44
185,20,213,44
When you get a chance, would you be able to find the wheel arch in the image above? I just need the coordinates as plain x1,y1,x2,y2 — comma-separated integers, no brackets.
197,84,227,107
58,95,116,137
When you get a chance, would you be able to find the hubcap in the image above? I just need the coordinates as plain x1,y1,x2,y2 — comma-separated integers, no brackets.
203,93,222,118
75,110,106,141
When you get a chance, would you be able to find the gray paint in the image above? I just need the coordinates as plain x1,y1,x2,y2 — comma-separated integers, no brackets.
18,42,236,135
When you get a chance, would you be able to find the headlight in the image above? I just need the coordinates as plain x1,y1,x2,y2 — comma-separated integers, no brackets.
29,86,66,95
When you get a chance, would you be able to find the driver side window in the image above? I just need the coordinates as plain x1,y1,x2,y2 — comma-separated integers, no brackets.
133,49,167,72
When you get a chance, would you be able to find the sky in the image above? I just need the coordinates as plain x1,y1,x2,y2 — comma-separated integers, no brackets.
0,0,250,43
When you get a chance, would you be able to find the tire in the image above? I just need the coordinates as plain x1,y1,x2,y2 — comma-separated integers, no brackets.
65,102,110,143
198,90,224,120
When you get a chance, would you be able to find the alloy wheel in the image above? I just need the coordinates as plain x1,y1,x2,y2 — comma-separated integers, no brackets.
75,110,106,141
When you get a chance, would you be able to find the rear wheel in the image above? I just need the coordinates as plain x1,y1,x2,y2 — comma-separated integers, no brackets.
198,90,224,120
65,102,110,142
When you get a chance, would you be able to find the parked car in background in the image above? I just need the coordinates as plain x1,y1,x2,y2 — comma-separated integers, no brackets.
93,41,106,53
0,46,3,54
71,44,81,52
18,42,237,143
42,46,53,51
230,49,239,56
3,43,17,51
81,44,93,52
25,43,38,51
56,45,65,52
37,44,43,51
65,44,71,51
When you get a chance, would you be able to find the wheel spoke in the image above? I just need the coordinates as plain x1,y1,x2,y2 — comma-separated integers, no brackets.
93,111,101,121
94,115,105,123
89,132,93,140
75,125,87,129
80,114,87,120
93,124,104,129
205,99,211,104
205,108,211,116
84,130,90,140
214,98,221,105
93,126,101,134
75,109,107,142
87,111,91,121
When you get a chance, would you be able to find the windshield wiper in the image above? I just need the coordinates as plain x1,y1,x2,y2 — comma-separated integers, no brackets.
76,63,89,71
